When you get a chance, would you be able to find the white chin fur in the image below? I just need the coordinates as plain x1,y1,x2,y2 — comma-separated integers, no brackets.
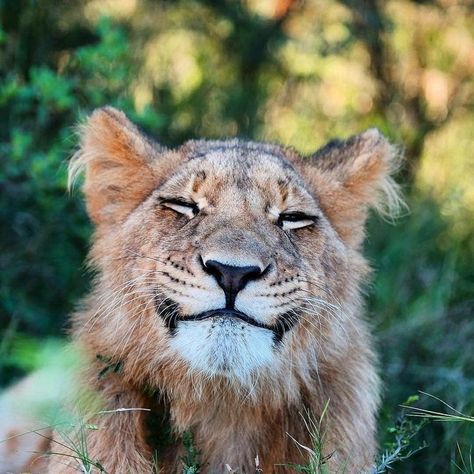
169,317,276,385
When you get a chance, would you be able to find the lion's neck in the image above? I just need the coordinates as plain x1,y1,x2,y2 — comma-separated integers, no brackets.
161,383,311,473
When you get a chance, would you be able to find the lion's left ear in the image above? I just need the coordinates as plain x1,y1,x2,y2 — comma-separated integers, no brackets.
69,107,166,226
301,129,402,248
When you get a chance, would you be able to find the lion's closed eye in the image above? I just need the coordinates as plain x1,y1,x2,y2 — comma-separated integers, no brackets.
277,212,318,231
161,198,199,219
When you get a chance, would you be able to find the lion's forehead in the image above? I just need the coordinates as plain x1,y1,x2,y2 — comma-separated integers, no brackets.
162,144,311,205
187,144,295,174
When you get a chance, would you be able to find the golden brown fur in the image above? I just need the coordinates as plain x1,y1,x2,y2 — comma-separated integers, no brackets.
42,107,401,473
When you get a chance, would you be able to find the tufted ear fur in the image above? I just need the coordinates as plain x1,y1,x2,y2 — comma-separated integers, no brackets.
302,129,403,248
69,107,165,225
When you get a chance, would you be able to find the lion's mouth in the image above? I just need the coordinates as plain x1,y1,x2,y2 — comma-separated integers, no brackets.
156,298,297,343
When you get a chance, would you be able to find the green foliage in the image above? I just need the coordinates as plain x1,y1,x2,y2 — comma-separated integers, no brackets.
0,10,159,356
181,431,201,473
367,195,474,472
374,408,427,473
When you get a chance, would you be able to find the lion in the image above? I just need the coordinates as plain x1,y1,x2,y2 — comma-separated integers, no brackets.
13,106,401,473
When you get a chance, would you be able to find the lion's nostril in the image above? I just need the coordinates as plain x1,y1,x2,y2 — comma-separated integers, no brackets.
202,259,263,309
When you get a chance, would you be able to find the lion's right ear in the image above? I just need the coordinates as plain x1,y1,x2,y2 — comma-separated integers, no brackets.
300,129,403,248
69,107,164,226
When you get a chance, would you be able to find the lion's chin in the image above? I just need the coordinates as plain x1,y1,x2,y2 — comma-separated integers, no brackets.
169,316,276,385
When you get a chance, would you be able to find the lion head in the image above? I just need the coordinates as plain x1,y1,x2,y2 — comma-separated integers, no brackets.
71,107,400,401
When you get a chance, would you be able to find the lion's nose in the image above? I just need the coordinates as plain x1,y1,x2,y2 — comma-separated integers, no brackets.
202,259,264,308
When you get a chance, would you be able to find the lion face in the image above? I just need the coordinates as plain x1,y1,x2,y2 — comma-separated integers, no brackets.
130,143,332,383
73,107,399,391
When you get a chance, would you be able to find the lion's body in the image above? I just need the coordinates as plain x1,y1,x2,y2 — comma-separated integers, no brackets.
2,107,401,474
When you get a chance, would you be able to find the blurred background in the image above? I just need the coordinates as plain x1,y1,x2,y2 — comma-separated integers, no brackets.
0,0,473,472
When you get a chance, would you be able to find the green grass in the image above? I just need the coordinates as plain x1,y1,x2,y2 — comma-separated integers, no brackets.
1,392,472,473
282,403,334,474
